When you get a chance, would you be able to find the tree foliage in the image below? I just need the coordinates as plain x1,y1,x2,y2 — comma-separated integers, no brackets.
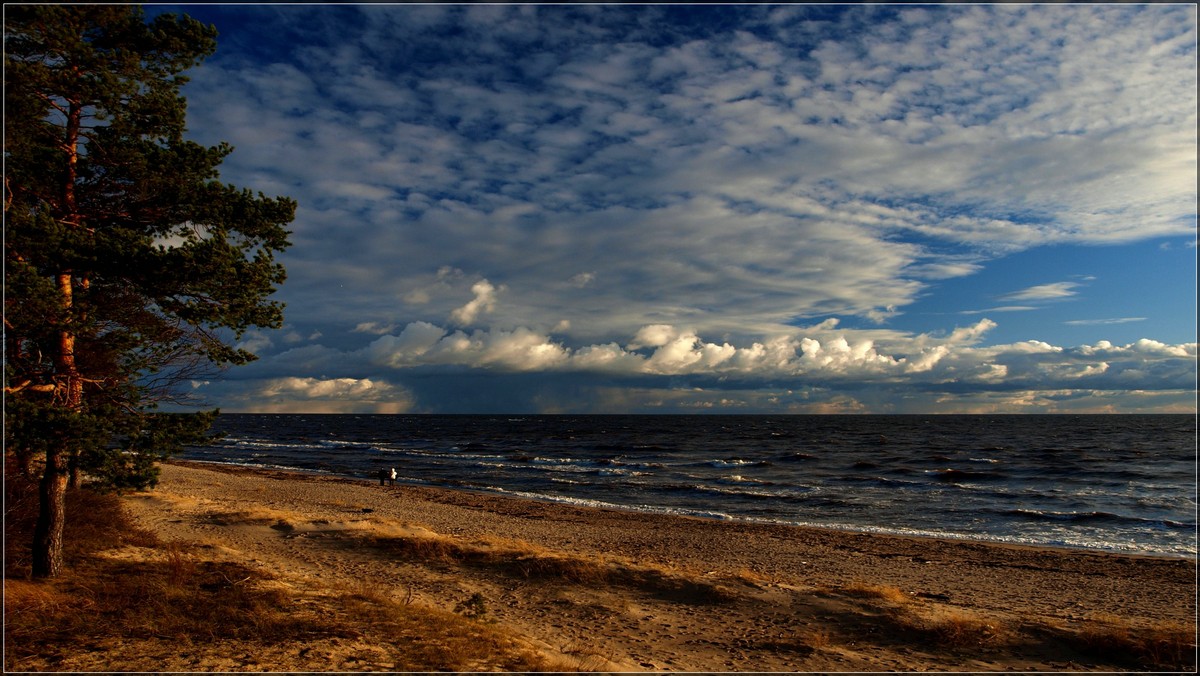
4,5,295,577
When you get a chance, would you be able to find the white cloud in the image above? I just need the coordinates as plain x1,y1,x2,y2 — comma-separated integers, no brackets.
367,321,448,367
999,282,1082,302
628,324,679,350
167,5,1195,414
347,315,1181,390
203,316,1195,413
961,306,1038,315
185,5,1194,343
201,376,414,414
235,331,273,356
1065,317,1147,326
450,279,500,326
353,321,397,335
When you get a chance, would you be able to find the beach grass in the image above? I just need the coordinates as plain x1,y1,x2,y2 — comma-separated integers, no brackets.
2,470,564,672
1070,613,1197,669
829,579,1195,668
840,580,911,604
363,531,739,603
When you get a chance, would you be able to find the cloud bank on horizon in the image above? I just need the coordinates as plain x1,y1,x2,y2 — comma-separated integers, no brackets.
167,3,1196,414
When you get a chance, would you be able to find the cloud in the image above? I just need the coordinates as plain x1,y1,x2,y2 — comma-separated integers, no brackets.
161,5,1195,414
195,313,1196,413
450,279,500,326
568,272,596,288
197,376,414,414
353,321,397,335
1064,317,1147,326
627,324,679,350
999,282,1082,302
234,330,273,356
961,306,1039,315
179,4,1194,344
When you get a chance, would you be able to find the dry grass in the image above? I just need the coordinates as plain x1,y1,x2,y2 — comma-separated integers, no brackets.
363,531,738,604
1070,614,1196,670
2,468,567,672
557,639,624,671
333,583,562,671
841,580,910,604
730,566,773,587
5,548,338,670
833,576,1194,669
834,579,1006,651
917,610,1005,648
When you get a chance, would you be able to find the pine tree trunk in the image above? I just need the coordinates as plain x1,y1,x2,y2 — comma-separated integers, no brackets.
31,104,84,579
31,447,70,578
31,275,83,578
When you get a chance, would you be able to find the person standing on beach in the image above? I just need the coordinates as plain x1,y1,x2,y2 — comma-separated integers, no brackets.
389,467,398,486
378,468,388,486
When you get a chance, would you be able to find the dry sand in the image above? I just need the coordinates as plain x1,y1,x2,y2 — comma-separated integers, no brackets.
108,461,1193,672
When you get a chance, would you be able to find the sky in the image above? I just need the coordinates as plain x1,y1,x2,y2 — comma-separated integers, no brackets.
153,3,1196,414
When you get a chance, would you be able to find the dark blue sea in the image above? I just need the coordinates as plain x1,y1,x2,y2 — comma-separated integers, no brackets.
179,414,1197,558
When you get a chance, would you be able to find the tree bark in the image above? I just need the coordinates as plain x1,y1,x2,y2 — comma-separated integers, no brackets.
32,273,84,578
31,101,84,578
31,448,70,578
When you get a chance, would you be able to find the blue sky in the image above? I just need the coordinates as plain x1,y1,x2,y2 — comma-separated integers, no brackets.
154,3,1196,414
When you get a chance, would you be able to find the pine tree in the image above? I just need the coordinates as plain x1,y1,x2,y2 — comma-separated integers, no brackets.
4,5,295,577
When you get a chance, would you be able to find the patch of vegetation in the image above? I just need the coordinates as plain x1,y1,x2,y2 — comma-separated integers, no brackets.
363,532,738,604
3,469,567,672
1068,614,1196,671
901,609,1005,649
840,580,910,604
831,578,1195,671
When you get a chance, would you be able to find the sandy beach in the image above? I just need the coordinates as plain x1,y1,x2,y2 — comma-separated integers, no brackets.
101,461,1195,671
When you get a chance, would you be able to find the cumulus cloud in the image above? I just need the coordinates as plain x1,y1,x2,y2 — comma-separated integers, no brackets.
450,279,500,326
197,376,414,414
198,314,1195,413
627,324,679,350
352,316,1195,391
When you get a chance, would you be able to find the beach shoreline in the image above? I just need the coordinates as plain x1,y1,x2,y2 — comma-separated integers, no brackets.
112,460,1194,671
177,457,1195,562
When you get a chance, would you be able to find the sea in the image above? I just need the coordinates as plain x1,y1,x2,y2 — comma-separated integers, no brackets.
178,414,1197,558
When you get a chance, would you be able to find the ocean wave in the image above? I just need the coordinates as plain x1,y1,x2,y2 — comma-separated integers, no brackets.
718,474,775,485
491,488,737,521
776,452,817,461
708,458,772,468
465,457,646,478
225,438,328,451
837,475,927,488
1003,509,1195,529
317,439,376,451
